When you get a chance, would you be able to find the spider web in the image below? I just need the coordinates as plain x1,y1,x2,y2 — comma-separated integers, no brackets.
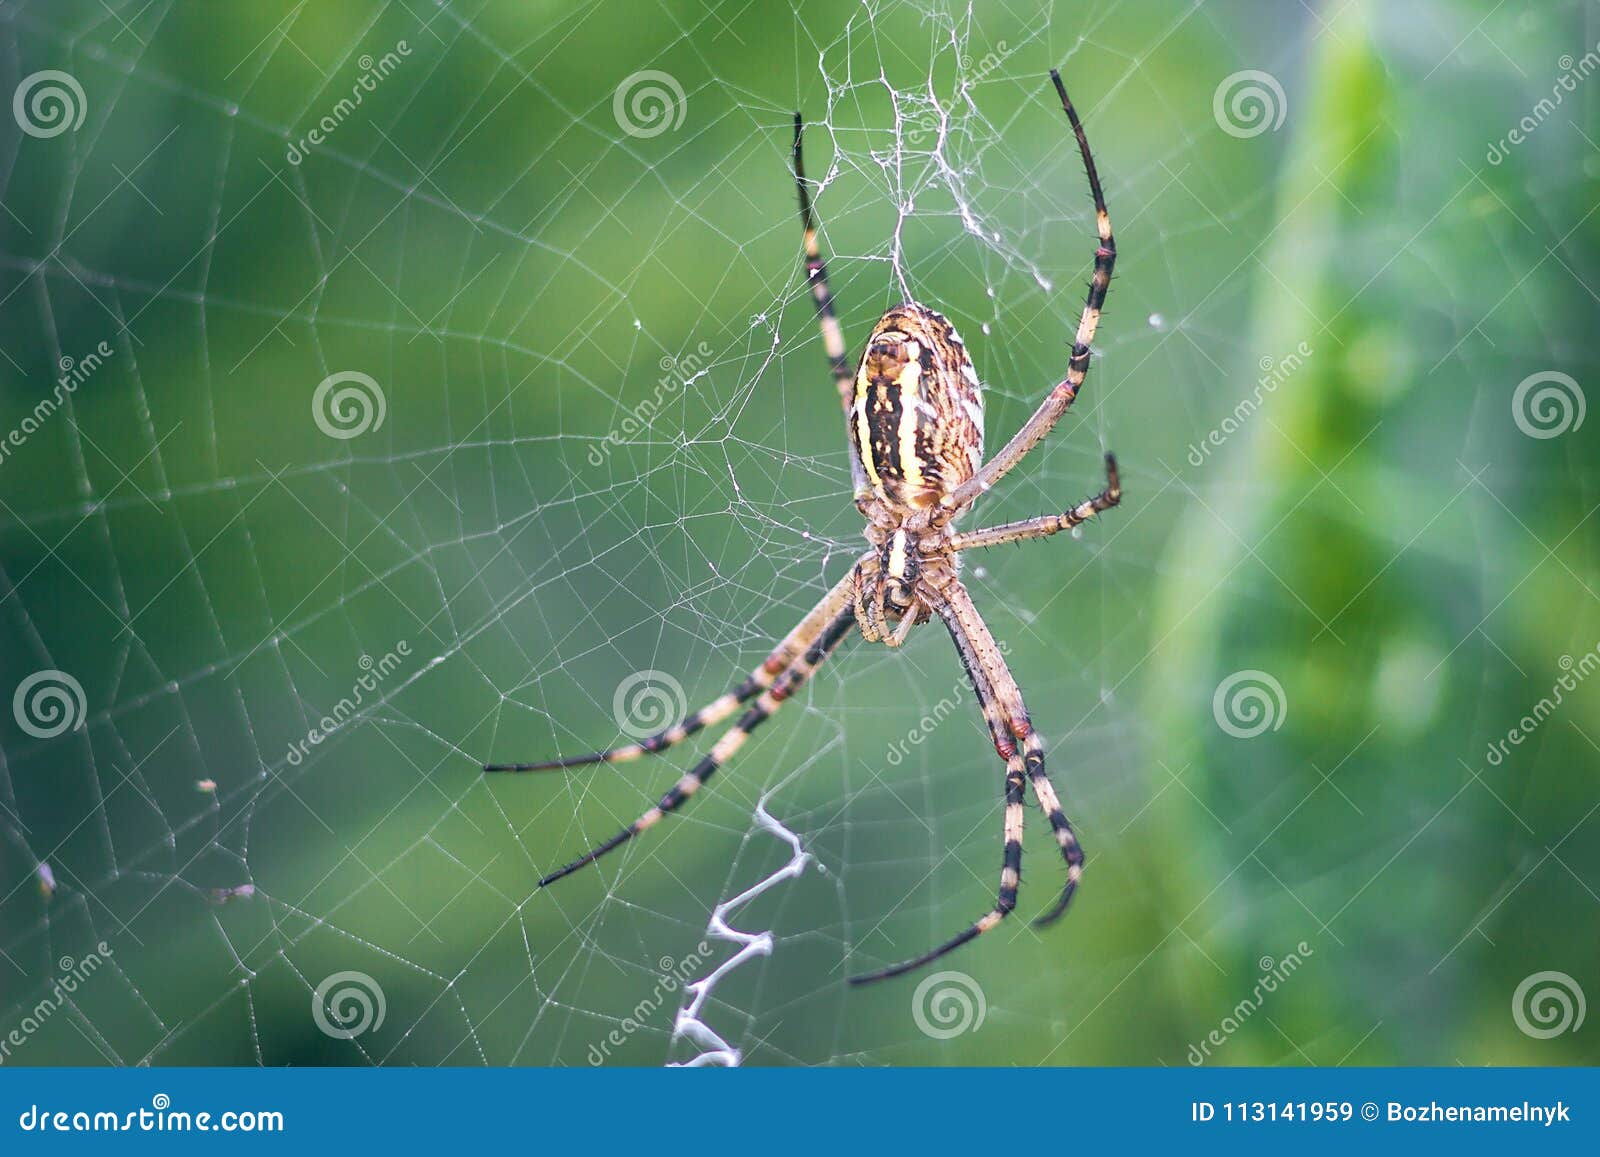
2,0,1597,1068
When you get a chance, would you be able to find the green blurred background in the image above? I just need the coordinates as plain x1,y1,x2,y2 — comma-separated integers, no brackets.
1,0,1596,1066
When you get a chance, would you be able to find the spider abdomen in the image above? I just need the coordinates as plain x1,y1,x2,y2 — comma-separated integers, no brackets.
852,303,984,510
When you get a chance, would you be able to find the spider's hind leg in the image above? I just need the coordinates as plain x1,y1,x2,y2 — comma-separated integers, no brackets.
849,753,1025,984
849,587,1025,983
849,577,1088,982
1023,730,1085,926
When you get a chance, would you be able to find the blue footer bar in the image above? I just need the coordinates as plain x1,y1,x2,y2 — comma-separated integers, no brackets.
2,1067,1595,1152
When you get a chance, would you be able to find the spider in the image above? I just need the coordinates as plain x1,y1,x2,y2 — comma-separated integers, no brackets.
487,70,1120,985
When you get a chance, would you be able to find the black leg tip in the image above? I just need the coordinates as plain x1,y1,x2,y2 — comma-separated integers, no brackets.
1032,885,1079,928
847,968,895,987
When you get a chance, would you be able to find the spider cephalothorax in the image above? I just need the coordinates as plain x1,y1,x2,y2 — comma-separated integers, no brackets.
488,70,1123,985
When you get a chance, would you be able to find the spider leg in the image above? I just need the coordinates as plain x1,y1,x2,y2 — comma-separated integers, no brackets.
485,568,856,772
887,604,919,647
538,604,856,886
948,454,1121,552
794,112,870,506
1023,732,1085,927
946,70,1115,512
943,580,1086,928
850,578,1087,981
849,745,1025,984
851,554,885,644
850,600,1027,983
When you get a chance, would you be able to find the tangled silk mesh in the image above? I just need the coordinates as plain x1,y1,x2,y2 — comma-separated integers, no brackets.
0,0,1586,1066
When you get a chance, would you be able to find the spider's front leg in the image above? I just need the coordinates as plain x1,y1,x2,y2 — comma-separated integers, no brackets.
944,70,1115,515
947,453,1121,552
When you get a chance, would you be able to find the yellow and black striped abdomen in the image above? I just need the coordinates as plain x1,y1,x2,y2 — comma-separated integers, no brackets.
852,303,984,510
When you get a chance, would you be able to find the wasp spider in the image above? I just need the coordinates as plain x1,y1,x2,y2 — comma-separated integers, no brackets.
488,71,1120,984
